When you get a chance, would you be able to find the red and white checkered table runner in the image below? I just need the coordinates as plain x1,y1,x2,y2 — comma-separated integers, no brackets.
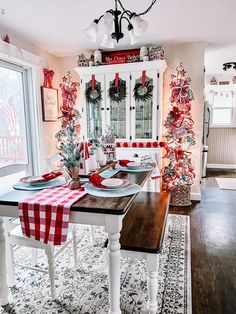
18,185,86,245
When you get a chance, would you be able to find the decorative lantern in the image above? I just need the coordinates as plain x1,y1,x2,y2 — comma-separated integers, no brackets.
101,126,116,162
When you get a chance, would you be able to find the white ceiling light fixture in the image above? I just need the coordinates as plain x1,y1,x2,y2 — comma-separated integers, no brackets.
84,0,157,48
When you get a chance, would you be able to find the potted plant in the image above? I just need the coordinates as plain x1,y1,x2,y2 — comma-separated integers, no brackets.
56,120,81,190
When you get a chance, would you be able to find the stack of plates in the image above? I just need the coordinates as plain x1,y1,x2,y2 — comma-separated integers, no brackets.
85,178,141,198
13,176,65,191
93,178,132,191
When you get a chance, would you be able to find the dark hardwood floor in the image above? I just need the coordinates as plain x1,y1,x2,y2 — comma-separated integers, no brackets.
169,170,236,314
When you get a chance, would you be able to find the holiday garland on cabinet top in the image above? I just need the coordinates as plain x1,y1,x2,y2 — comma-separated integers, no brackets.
161,64,195,206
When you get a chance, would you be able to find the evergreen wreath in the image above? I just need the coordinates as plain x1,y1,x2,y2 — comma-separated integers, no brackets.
133,80,154,102
85,82,102,104
108,78,126,103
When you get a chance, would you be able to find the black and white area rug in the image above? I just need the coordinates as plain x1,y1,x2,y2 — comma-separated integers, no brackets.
1,214,191,314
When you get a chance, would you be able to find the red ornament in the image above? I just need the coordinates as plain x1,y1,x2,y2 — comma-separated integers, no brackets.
132,142,137,148
116,142,121,147
138,142,144,148
123,142,128,147
146,142,151,148
153,142,158,147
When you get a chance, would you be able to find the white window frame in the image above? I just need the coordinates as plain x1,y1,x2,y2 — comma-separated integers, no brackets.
0,41,43,175
207,85,236,128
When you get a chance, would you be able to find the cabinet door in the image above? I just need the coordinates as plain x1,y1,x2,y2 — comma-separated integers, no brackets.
130,70,158,141
105,72,130,141
81,74,105,139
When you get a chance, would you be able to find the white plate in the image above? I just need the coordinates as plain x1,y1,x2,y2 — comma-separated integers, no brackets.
85,183,142,198
102,178,123,188
93,179,132,191
13,177,66,191
126,162,141,169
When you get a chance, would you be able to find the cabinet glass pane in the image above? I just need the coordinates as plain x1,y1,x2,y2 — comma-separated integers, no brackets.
86,80,102,138
135,76,153,139
109,78,126,139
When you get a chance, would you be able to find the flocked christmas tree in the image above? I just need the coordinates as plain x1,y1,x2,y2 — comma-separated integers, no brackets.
161,64,195,193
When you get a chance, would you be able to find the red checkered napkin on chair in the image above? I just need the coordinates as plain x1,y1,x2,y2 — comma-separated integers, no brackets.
18,186,86,245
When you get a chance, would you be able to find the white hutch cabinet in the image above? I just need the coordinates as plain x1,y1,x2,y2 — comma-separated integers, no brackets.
75,60,167,142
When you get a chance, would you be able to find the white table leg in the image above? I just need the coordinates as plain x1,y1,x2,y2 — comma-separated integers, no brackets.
146,254,159,313
105,215,123,314
0,217,10,306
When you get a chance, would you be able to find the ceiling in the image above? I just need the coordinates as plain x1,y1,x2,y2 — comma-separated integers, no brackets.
0,0,236,57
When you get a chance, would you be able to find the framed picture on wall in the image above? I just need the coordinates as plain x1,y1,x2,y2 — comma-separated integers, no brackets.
41,87,58,122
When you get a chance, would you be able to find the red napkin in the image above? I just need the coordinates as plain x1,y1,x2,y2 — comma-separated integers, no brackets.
89,173,104,188
42,171,62,181
119,160,133,167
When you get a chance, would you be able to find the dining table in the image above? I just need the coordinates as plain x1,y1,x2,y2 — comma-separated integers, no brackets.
0,169,152,314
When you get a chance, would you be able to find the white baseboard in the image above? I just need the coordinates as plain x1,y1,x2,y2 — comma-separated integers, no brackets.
191,192,201,201
207,163,236,170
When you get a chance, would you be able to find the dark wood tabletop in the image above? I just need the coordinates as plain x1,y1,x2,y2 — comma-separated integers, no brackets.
0,170,152,215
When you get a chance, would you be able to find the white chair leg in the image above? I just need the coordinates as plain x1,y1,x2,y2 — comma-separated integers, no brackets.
7,243,15,287
4,219,15,287
90,225,95,245
146,254,159,314
72,224,80,270
45,245,56,300
32,248,38,266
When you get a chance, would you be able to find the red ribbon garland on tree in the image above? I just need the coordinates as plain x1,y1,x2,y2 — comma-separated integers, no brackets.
142,70,146,88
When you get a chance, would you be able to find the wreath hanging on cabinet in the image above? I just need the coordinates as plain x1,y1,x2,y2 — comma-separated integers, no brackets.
85,82,102,105
133,80,154,102
108,78,126,103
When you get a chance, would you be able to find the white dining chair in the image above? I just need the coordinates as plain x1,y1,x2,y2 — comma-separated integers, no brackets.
6,220,79,300
0,163,79,299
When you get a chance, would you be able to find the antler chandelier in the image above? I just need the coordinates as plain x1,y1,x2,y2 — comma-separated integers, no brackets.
84,0,157,48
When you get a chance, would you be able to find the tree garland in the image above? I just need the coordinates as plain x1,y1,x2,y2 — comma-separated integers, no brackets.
108,78,126,103
85,82,102,104
133,80,154,102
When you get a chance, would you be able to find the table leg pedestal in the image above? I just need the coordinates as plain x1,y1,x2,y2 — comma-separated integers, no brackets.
105,215,122,314
146,254,159,314
0,217,10,306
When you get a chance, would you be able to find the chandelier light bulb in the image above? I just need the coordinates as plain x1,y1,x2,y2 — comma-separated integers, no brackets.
84,21,98,42
101,34,115,49
128,28,140,45
131,16,148,37
101,12,114,33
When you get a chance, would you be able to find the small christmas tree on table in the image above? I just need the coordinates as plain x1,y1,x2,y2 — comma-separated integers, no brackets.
55,72,82,189
161,63,195,206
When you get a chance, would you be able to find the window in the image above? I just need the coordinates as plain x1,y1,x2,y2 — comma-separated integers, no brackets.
0,60,33,180
210,89,235,126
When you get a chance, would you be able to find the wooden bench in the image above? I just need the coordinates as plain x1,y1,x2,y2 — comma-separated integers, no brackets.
120,191,170,313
